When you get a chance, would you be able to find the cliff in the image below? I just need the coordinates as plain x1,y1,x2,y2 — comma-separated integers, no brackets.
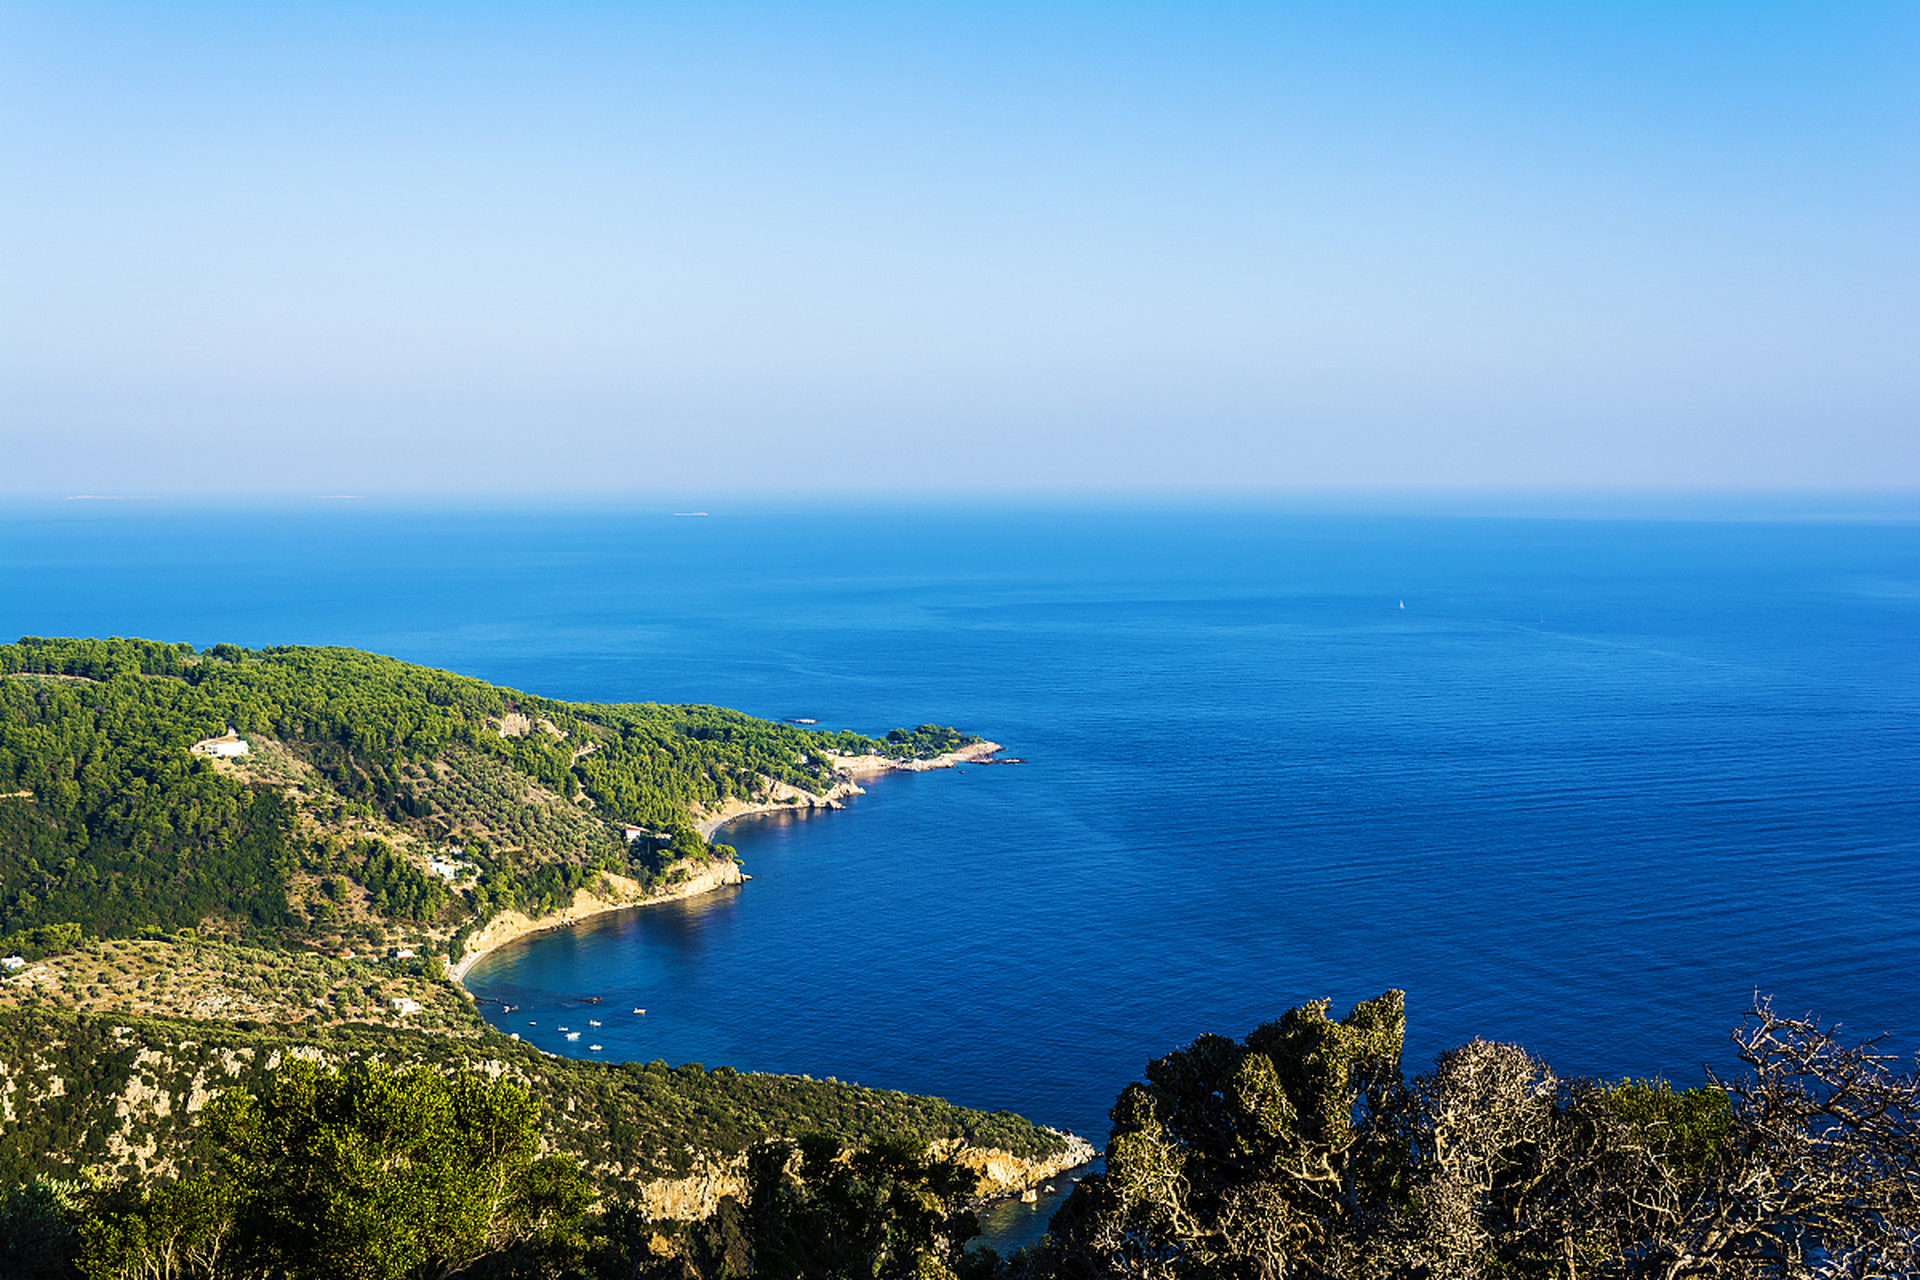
624,1128,1097,1220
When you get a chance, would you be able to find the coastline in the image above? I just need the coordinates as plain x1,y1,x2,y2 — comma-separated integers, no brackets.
455,740,1003,985
449,859,743,985
694,740,1004,839
445,734,1095,1208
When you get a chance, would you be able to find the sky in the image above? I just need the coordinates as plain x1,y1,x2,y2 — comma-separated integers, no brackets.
1,2,1915,500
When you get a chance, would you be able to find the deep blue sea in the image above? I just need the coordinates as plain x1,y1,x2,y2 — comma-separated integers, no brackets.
4,502,1917,1244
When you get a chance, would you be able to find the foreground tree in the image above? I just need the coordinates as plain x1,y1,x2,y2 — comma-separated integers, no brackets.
79,1061,589,1280
1040,990,1412,1280
1026,993,1920,1280
0,1177,88,1280
607,1132,990,1280
1631,999,1920,1276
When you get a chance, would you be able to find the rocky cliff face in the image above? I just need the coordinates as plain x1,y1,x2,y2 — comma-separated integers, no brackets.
951,1130,1098,1199
692,780,862,839
617,1129,1098,1221
631,1156,751,1219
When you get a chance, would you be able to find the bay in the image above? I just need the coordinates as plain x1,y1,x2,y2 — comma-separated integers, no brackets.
5,502,1918,1245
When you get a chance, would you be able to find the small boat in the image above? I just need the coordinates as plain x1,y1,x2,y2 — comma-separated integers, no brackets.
634,1008,646,1015
589,1044,602,1051
558,1026,569,1032
589,1019,602,1027
566,1032,580,1041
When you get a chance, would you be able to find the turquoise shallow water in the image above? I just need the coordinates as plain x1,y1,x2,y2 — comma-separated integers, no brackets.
5,503,1918,1247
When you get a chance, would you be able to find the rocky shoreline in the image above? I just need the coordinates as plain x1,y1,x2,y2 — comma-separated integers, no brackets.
628,1128,1099,1222
692,739,1005,838
455,740,1003,983
447,859,743,983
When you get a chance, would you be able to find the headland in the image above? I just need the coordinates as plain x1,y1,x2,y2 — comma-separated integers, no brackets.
693,739,1005,838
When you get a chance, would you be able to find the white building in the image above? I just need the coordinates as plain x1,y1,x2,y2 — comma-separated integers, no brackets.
427,855,475,882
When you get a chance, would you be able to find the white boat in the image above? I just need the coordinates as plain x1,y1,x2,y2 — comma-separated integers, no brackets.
566,1032,580,1041
589,1044,602,1051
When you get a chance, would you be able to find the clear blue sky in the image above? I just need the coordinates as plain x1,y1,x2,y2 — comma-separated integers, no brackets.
2,2,1914,499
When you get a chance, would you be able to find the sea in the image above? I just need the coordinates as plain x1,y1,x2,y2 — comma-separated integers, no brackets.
4,500,1917,1248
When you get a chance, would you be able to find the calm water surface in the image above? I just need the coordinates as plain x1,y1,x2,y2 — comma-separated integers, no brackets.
5,504,1917,1243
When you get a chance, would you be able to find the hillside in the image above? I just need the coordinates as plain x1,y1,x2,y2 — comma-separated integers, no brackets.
0,1004,1075,1202
0,636,982,962
0,637,1086,1243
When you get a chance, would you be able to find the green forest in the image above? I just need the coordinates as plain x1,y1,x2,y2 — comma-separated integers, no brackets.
0,1005,1058,1280
0,636,979,954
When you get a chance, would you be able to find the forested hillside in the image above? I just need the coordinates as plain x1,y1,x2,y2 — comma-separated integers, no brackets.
0,1005,1066,1193
0,636,979,958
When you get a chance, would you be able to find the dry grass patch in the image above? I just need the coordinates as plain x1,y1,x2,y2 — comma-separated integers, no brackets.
0,938,485,1038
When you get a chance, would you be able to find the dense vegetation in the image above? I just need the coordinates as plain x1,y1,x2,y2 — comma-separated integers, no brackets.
1026,993,1920,1280
14,1058,1006,1280
0,636,979,955
79,1061,589,1280
0,1005,1065,1194
6,994,1913,1278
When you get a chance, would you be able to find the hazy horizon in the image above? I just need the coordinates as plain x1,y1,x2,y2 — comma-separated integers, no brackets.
3,2,1914,499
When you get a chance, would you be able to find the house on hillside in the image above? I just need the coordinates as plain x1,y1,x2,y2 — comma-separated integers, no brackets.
427,854,475,882
190,731,249,758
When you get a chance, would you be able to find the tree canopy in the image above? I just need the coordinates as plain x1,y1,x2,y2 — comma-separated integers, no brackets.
79,1061,589,1280
1031,993,1920,1279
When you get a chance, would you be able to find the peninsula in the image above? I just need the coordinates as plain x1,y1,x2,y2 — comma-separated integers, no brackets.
0,637,1000,972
